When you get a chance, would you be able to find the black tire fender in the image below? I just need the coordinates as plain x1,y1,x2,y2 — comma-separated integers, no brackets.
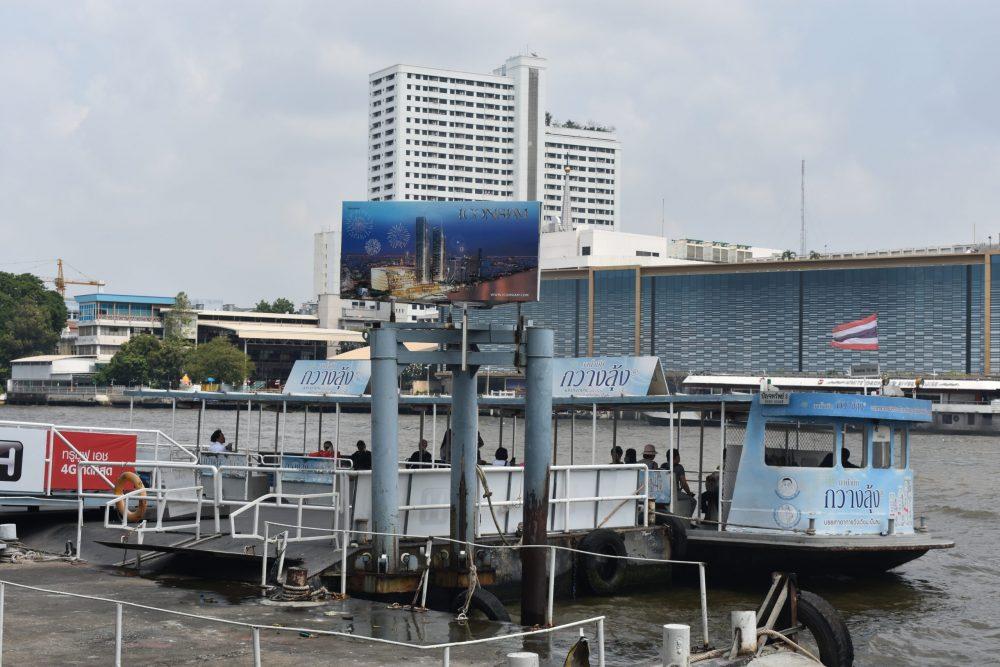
451,587,511,622
661,515,688,560
576,528,628,596
781,589,854,667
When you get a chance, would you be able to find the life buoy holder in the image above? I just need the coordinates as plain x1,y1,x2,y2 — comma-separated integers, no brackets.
113,471,147,522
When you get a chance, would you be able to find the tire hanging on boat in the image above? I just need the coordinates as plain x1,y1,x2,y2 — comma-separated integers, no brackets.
450,588,511,622
660,515,688,560
779,589,854,667
576,528,628,595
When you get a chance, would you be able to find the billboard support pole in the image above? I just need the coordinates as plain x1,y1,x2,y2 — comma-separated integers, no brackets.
450,360,479,560
371,327,401,572
521,327,554,626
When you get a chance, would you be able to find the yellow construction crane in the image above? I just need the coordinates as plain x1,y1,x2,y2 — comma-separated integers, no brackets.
50,259,106,297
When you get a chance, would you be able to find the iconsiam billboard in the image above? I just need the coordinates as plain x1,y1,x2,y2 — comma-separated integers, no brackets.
340,201,541,306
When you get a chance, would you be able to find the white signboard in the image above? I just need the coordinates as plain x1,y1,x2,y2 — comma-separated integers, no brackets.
283,360,371,395
553,356,666,398
760,391,791,405
0,427,48,493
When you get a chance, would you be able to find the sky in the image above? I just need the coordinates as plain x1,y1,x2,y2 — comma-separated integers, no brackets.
2,1,1000,305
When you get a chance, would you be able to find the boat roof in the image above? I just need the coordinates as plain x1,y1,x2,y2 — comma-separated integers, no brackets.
759,392,933,423
123,388,753,411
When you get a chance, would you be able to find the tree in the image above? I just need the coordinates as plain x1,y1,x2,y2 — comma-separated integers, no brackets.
0,272,67,379
94,334,191,387
185,336,254,386
780,250,797,260
545,111,552,126
270,297,295,314
254,298,295,314
163,291,195,340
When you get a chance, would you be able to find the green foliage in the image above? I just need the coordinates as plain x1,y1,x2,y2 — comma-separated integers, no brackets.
0,272,68,379
185,336,254,385
94,334,190,387
163,291,195,340
254,298,296,314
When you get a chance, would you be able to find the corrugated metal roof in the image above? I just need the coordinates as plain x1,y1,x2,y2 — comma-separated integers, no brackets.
75,294,174,305
332,342,437,359
199,321,363,343
12,354,98,363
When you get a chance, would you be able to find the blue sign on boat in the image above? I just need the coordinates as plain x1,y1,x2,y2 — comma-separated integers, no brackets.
282,360,371,395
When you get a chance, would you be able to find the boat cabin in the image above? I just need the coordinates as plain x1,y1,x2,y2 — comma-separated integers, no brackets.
718,392,932,536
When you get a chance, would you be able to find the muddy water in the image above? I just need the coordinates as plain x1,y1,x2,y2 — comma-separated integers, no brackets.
1,404,995,665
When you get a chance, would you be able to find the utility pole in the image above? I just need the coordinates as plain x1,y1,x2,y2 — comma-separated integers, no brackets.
800,160,806,257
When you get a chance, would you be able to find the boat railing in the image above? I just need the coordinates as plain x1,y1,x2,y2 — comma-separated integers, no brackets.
103,484,206,541
228,491,342,547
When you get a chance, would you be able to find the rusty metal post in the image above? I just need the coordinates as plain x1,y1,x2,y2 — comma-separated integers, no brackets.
521,327,553,626
371,326,400,572
450,364,479,558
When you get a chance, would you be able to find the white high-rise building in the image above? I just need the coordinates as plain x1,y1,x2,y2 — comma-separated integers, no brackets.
368,54,621,228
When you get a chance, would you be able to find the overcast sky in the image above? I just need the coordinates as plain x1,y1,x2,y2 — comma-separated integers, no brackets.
3,1,999,305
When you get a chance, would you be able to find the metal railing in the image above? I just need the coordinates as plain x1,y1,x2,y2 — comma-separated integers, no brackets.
260,520,711,650
0,579,607,667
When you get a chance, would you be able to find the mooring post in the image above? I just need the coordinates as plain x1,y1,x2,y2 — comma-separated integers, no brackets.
450,364,479,558
521,327,554,627
370,326,400,572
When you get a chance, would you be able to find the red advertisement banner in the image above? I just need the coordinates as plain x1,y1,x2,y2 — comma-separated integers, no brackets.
49,431,137,491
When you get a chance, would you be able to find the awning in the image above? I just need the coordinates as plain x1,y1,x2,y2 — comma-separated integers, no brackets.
332,341,437,359
199,320,364,344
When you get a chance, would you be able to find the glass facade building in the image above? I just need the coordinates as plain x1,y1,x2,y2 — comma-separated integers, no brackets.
468,255,997,375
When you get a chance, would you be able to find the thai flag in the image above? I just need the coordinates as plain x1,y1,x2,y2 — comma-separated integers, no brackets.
831,314,878,351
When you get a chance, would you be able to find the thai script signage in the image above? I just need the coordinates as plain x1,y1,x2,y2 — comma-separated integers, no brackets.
759,391,790,405
552,356,666,398
50,431,137,491
283,360,371,396
760,392,932,422
340,201,541,306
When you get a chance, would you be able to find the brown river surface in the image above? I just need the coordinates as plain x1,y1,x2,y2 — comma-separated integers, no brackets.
0,403,995,665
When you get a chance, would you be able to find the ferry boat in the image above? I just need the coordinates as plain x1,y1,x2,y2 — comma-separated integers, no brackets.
658,390,955,573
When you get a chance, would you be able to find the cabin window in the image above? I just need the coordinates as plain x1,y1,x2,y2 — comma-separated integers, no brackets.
893,429,908,469
763,422,836,468
841,424,868,468
872,425,892,468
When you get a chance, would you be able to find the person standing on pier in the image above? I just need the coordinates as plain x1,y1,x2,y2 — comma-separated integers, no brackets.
407,439,432,468
351,440,372,470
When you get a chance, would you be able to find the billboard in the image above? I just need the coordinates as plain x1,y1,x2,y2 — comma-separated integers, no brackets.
340,201,541,306
0,427,48,494
283,360,371,395
50,431,137,491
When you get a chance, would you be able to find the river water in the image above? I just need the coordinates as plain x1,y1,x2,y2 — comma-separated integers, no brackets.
1,403,995,665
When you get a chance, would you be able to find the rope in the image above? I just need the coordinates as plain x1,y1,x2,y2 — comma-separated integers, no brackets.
475,465,511,546
456,560,479,621
757,628,822,664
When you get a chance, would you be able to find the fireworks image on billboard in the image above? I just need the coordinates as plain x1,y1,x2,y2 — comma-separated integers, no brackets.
340,201,541,306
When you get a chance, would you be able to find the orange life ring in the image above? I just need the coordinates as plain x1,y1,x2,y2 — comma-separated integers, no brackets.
113,471,147,522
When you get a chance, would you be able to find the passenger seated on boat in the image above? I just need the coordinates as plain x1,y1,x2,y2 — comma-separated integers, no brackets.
351,440,372,471
641,444,659,470
406,439,432,468
664,449,695,498
624,448,637,464
610,446,623,464
819,448,859,469
492,446,509,466
207,429,232,453
309,441,335,458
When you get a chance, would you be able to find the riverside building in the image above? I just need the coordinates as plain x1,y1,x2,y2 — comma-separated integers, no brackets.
468,244,1000,377
367,53,621,229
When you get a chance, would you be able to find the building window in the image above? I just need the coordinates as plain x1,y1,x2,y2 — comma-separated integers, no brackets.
581,246,591,256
